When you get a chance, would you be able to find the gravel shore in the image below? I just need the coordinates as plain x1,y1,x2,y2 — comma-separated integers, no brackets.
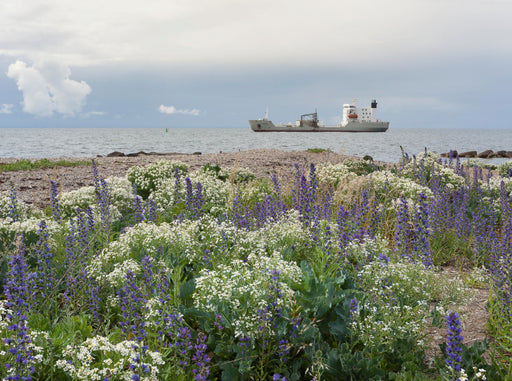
0,149,371,207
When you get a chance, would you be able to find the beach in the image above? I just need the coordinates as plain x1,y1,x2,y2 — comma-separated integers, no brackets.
0,149,369,207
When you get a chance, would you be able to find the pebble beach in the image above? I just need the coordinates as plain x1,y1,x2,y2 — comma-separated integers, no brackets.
0,149,370,207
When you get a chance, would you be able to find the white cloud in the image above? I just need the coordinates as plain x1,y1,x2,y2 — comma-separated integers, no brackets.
81,111,106,118
0,104,13,114
6,60,91,117
159,104,200,116
0,0,510,69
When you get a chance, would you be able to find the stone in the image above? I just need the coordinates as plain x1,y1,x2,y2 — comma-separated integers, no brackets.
441,150,458,158
477,150,494,158
459,151,477,158
106,151,125,157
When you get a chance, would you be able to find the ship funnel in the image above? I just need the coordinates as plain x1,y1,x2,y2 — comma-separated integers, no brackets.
371,100,378,108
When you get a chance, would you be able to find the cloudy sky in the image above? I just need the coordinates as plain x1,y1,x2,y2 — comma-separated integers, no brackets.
0,0,511,129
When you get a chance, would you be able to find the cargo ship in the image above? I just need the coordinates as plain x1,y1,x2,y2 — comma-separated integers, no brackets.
249,99,389,132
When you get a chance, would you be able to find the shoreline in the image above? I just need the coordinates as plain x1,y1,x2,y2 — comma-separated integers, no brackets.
0,149,371,207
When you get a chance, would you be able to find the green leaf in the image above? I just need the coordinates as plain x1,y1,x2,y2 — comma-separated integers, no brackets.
179,277,196,300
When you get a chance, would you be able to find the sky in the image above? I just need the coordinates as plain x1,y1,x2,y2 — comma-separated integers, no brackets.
0,0,511,129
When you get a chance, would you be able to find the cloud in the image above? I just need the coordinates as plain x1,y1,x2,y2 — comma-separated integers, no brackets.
0,104,13,114
1,0,511,69
81,111,106,118
6,60,91,117
159,104,200,116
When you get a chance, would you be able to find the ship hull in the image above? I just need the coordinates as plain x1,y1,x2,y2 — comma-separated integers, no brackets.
249,120,389,132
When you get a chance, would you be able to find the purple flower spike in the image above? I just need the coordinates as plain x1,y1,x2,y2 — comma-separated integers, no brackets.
3,236,35,380
445,311,463,372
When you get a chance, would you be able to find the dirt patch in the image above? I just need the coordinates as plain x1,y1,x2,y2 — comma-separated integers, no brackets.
424,267,490,366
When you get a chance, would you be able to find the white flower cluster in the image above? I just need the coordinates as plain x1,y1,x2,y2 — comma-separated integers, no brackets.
0,191,40,220
190,170,230,213
0,217,62,241
454,367,487,381
227,166,256,184
434,166,466,189
150,170,230,215
0,299,11,333
350,302,426,348
59,176,134,217
232,180,273,207
255,210,311,252
194,252,301,338
127,159,188,196
401,151,465,189
371,170,433,199
461,158,489,169
498,160,512,177
56,335,164,381
353,255,469,349
482,176,512,197
358,256,467,306
343,235,390,266
316,163,358,189
88,220,198,285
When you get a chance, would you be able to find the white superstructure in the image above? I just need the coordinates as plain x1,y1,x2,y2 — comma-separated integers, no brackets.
340,99,380,126
249,99,389,133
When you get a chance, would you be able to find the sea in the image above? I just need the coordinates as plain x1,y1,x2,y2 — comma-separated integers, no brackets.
1,127,511,164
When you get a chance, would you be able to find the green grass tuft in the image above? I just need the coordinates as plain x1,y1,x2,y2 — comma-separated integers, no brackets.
0,158,91,172
306,148,333,153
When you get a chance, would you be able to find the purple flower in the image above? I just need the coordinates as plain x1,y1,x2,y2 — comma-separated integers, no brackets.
117,270,149,379
35,220,54,300
191,332,210,380
3,236,35,380
394,196,411,259
9,186,20,222
445,311,463,372
92,161,112,234
349,298,358,319
50,180,61,223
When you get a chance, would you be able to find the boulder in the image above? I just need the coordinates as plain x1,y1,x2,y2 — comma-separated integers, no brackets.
506,151,512,158
477,150,494,158
459,151,478,158
497,150,508,158
441,150,458,158
449,150,458,158
126,151,148,157
106,151,125,157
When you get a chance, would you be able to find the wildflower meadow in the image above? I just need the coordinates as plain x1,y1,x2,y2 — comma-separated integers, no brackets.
1,152,512,380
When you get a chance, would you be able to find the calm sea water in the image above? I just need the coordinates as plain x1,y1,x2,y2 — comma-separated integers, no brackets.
1,127,511,164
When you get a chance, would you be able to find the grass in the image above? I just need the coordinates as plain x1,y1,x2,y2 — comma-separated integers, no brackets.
0,158,91,172
306,148,333,153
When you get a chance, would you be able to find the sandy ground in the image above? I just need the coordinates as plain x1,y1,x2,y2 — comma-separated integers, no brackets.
0,149,365,207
